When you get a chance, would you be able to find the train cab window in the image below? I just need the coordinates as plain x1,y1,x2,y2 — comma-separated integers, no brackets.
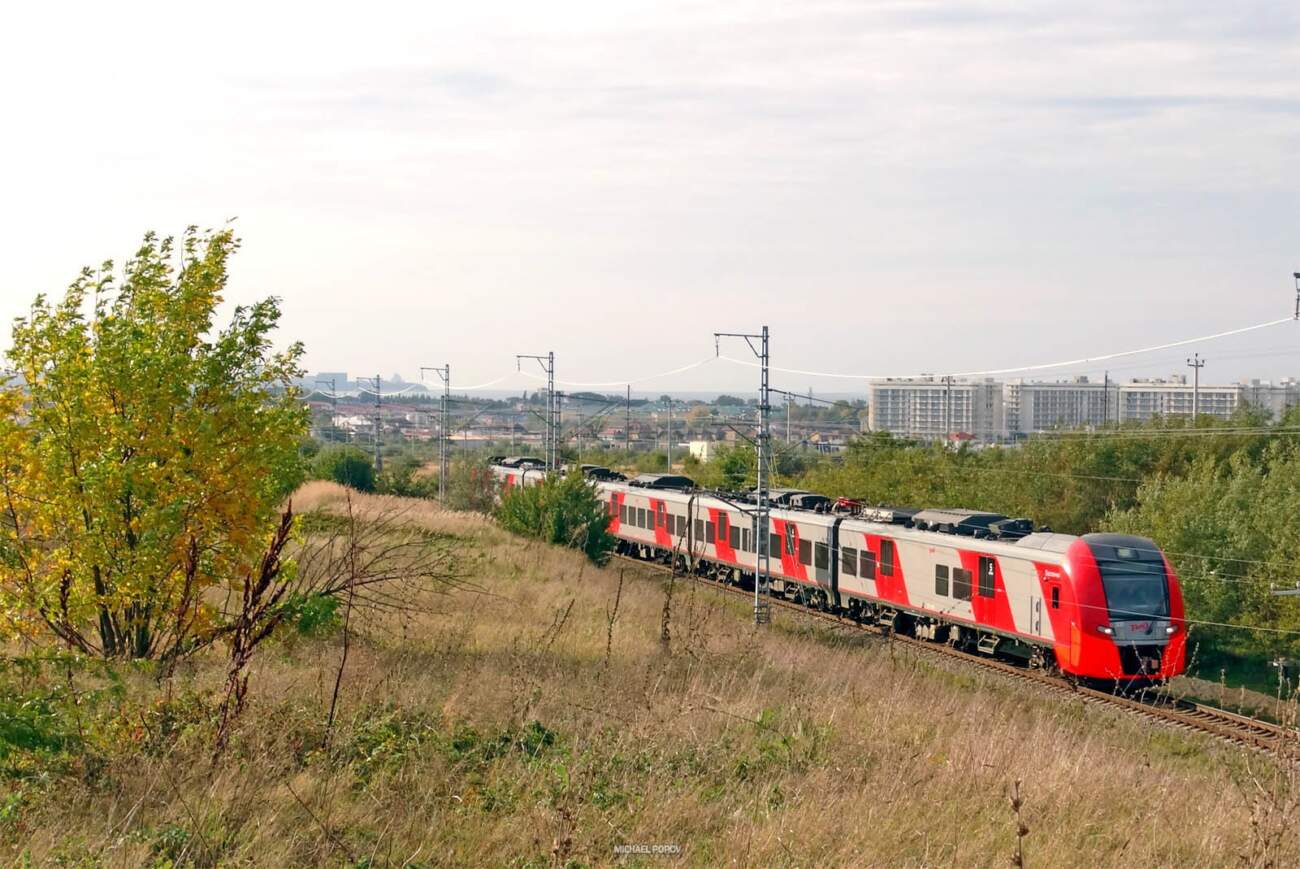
880,540,896,577
706,521,716,543
842,546,858,577
935,565,949,596
861,550,876,580
978,556,996,598
730,525,740,550
799,538,812,566
1051,587,1060,609
953,568,972,601
814,542,829,571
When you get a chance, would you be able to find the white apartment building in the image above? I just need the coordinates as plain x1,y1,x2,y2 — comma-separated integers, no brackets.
868,379,1005,441
1004,377,1120,434
1119,377,1300,422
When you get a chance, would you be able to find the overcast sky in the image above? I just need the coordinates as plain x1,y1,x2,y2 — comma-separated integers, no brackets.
2,1,1298,394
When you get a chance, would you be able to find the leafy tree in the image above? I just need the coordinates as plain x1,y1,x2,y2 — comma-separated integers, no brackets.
495,471,614,564
376,454,438,498
444,458,498,512
314,445,377,492
0,228,308,659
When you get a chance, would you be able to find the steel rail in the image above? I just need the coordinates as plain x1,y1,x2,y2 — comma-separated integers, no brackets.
612,553,1300,758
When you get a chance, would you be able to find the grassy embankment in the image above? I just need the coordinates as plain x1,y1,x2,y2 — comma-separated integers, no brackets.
2,482,1297,866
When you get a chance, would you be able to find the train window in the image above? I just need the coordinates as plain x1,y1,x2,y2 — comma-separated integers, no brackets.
620,505,628,524
815,542,828,570
861,550,876,580
842,546,858,576
953,568,972,601
935,565,949,596
679,515,689,537
742,528,751,552
880,540,896,576
637,507,646,529
609,495,617,515
695,519,704,540
1051,587,1060,609
706,521,715,543
799,538,812,566
729,525,740,550
770,532,781,558
978,556,996,598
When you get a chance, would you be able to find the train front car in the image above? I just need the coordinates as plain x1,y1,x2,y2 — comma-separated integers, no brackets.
1062,533,1186,684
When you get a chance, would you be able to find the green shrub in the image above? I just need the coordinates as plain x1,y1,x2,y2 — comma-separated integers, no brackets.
495,471,614,564
278,593,343,637
444,459,498,512
377,455,439,499
313,445,376,492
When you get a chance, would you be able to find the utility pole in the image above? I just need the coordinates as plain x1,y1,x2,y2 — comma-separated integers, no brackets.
1293,272,1300,320
1102,371,1109,429
369,374,383,473
420,365,451,499
786,395,792,443
625,385,631,453
315,378,337,441
666,397,673,469
517,352,555,470
1186,353,1205,419
944,376,953,444
714,326,771,626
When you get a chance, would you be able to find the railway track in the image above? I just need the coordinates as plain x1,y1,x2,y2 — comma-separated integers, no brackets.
613,553,1300,758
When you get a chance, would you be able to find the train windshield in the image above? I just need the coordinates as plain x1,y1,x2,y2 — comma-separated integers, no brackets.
1096,545,1169,620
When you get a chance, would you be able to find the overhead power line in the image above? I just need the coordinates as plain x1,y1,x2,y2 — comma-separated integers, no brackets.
718,316,1295,381
516,355,718,388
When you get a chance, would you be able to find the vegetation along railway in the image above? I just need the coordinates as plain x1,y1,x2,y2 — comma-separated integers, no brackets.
491,457,1300,756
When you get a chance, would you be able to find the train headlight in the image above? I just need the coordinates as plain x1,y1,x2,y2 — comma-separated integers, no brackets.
1096,625,1114,636
1165,624,1179,635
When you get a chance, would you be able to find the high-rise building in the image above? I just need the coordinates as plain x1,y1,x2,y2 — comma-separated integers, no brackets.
868,375,1300,441
868,378,1005,442
1119,377,1300,422
1004,377,1119,434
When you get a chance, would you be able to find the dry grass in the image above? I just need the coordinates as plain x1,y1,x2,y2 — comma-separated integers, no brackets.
3,485,1297,867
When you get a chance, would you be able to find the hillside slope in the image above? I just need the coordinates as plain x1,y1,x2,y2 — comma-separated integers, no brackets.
3,483,1296,866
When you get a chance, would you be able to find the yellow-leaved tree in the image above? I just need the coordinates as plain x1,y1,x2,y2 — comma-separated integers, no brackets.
0,228,308,660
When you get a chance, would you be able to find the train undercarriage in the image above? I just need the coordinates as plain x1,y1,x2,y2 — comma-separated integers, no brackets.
607,541,1176,688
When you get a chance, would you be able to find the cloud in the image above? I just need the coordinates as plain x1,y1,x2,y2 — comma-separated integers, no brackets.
0,0,1297,389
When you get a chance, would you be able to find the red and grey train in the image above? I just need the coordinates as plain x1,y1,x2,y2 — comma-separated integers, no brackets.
489,458,1187,683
